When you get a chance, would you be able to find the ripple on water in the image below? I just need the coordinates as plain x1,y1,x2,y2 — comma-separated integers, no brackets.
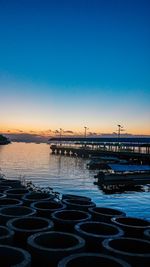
0,142,150,221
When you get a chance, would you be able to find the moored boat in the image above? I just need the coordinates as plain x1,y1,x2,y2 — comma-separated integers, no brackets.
95,164,150,186
87,156,127,170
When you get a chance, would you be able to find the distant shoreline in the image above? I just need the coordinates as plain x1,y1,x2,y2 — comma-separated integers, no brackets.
0,140,11,145
0,135,11,145
1,132,150,144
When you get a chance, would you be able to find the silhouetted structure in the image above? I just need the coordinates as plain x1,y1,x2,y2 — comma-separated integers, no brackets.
49,137,150,164
0,135,10,145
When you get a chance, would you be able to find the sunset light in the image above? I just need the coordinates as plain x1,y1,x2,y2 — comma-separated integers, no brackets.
0,0,149,138
0,2,150,264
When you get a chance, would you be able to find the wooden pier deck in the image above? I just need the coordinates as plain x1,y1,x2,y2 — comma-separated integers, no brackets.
49,137,150,164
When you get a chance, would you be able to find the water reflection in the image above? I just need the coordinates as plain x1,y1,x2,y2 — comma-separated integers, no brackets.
0,142,150,220
94,181,145,195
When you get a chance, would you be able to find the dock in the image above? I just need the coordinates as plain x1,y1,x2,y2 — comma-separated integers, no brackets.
49,137,150,164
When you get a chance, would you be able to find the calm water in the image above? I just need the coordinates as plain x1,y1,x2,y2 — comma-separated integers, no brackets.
0,142,150,221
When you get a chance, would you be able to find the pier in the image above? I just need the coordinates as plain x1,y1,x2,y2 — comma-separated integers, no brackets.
49,137,150,164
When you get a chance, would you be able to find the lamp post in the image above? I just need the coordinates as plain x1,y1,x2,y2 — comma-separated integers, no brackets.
117,124,124,139
59,128,63,146
84,126,89,148
117,124,124,152
84,126,88,139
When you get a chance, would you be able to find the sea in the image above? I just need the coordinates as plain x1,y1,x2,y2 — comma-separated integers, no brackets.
0,142,150,221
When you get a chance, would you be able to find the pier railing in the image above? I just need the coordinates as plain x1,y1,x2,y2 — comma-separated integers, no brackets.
49,137,150,164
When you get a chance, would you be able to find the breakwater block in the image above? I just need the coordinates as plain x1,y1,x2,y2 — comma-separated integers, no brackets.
27,231,85,267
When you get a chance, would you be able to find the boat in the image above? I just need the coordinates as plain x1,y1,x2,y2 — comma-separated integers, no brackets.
95,164,150,186
87,156,127,170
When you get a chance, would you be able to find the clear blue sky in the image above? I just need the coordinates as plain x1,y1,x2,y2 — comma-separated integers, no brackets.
0,0,150,134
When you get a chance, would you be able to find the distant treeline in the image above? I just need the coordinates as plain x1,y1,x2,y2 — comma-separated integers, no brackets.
0,135,10,144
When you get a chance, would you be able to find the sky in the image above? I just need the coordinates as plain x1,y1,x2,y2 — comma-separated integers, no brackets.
0,0,150,136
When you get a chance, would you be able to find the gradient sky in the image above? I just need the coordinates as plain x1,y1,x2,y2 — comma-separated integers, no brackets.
0,0,150,135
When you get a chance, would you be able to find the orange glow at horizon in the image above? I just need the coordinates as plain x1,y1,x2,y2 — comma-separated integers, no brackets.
0,125,150,136
1,78,150,138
